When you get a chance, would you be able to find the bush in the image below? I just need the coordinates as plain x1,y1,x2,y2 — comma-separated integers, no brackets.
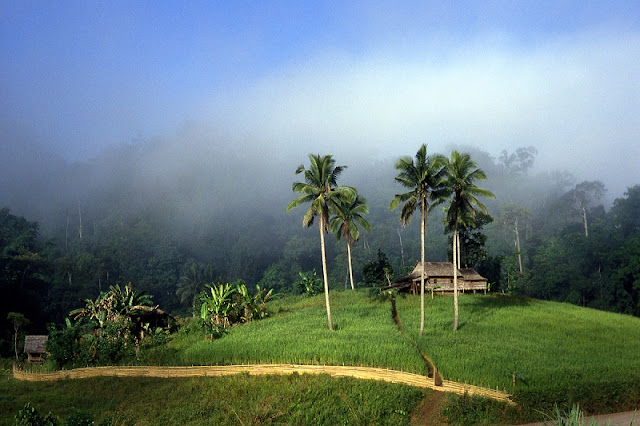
46,321,93,369
15,402,58,426
442,393,511,425
46,319,135,368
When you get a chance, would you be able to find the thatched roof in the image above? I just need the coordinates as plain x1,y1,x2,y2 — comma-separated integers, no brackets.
415,262,463,278
24,335,48,354
459,268,487,282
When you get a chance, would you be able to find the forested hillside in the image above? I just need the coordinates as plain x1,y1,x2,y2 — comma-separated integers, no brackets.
1,137,639,356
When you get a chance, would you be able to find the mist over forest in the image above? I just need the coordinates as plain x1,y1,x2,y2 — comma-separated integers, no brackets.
2,2,640,360
2,123,640,351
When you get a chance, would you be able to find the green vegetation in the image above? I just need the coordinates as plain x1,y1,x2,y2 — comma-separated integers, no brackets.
145,291,427,374
396,293,640,414
389,144,447,337
6,290,640,423
287,153,357,331
0,370,426,425
440,150,495,331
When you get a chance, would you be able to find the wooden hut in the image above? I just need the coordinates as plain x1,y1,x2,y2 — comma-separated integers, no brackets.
391,262,487,294
23,335,48,364
458,268,488,293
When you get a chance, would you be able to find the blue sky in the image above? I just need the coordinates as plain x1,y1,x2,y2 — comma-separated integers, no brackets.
1,1,639,195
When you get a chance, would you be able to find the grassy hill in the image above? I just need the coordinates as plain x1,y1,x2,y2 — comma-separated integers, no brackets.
396,293,640,415
3,290,640,424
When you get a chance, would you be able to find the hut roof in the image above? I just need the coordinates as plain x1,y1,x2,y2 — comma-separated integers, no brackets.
459,268,486,281
411,262,463,278
23,335,48,354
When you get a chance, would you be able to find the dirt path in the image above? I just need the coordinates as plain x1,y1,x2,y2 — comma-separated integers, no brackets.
13,363,513,403
518,410,639,425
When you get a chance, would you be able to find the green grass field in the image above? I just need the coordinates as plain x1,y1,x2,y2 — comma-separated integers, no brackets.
5,289,640,424
396,292,640,412
0,369,426,425
142,291,428,375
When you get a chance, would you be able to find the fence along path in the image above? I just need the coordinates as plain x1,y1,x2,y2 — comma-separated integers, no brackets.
13,364,513,404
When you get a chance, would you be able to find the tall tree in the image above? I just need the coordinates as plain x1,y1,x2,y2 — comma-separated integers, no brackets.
389,144,446,336
329,193,371,290
7,312,30,362
566,181,606,237
442,151,495,331
287,154,354,331
499,203,531,275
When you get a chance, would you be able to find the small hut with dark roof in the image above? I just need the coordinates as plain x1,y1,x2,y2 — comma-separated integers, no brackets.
458,268,489,292
390,262,487,294
23,335,48,364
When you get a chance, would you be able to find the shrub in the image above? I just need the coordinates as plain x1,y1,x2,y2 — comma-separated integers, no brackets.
15,402,58,426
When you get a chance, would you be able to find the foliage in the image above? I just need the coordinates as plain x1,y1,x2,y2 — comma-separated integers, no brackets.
198,280,275,335
287,153,355,331
46,284,165,367
545,404,601,426
329,192,371,289
447,212,493,268
441,393,510,425
46,317,134,368
362,249,394,287
176,262,218,313
389,144,447,336
69,283,155,347
15,402,58,426
295,269,321,296
7,312,30,361
0,208,50,357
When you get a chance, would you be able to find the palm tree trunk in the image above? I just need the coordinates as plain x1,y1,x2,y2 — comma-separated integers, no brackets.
347,242,355,290
419,196,426,337
456,232,461,268
453,226,459,331
319,216,334,331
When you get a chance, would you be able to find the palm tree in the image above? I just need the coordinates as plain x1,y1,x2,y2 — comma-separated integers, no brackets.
177,262,217,314
329,193,371,290
287,154,354,331
442,151,495,331
389,144,446,336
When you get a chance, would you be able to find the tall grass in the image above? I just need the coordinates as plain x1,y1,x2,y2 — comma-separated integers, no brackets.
0,370,426,425
396,293,640,413
147,291,428,375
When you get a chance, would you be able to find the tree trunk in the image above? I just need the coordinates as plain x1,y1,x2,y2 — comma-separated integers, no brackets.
347,242,355,290
65,212,70,250
456,232,461,268
78,200,83,240
319,216,334,331
419,196,426,337
515,218,523,275
14,327,19,362
453,226,459,331
397,227,405,266
582,206,589,237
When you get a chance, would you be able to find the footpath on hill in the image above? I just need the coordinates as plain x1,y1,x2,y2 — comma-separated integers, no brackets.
13,363,513,403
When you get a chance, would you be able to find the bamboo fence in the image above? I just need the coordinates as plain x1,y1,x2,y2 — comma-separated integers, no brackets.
13,364,514,404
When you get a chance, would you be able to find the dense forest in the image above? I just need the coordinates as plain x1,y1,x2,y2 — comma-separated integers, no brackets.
1,136,639,357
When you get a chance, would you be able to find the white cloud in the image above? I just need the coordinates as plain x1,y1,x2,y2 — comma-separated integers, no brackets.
204,30,640,196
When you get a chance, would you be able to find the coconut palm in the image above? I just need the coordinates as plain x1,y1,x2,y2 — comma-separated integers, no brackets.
389,144,447,337
287,154,354,331
329,193,371,290
177,262,217,314
442,151,495,331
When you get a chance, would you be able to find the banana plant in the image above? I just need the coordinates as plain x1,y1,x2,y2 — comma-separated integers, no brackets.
200,283,236,327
